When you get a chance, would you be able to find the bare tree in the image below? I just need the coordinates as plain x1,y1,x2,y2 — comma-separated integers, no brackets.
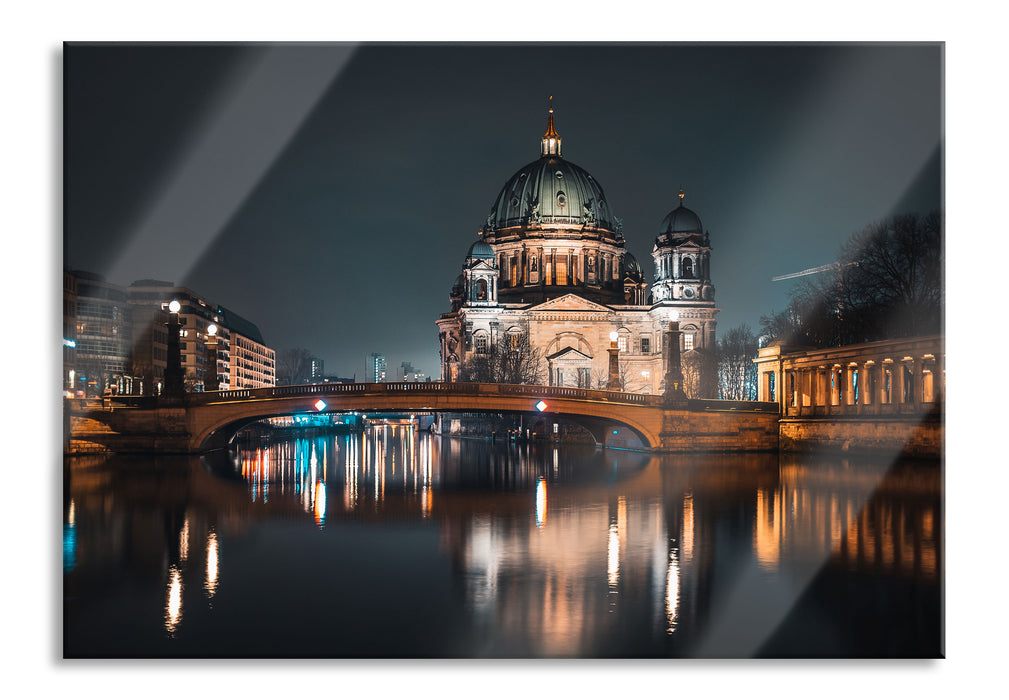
840,210,943,339
763,211,943,347
458,334,544,385
717,324,759,400
277,348,312,385
682,348,718,399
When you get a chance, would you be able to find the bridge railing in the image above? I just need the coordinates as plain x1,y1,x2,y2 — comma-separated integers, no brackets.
73,383,774,414
185,381,664,407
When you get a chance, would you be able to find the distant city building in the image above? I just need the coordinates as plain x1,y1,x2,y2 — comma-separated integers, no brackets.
63,270,78,395
370,353,387,383
127,280,276,392
308,356,325,382
128,281,227,392
310,375,356,385
73,271,133,396
63,275,276,395
226,313,276,390
126,291,169,396
400,361,426,382
436,104,719,395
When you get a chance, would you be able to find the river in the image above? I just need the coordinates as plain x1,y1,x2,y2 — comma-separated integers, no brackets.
63,427,942,658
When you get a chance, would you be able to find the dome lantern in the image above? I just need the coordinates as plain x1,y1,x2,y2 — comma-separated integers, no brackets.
540,95,562,158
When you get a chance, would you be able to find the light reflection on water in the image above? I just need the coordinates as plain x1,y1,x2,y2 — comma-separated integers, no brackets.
63,428,942,658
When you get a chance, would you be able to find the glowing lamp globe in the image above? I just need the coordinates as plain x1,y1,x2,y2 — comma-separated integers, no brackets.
168,300,181,314
207,324,217,336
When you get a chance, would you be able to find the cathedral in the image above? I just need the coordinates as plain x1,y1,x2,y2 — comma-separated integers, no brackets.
436,101,719,396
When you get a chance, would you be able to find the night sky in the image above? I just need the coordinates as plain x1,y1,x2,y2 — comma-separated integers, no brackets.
65,43,942,380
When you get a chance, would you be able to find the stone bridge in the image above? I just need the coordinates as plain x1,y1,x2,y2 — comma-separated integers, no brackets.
67,382,780,454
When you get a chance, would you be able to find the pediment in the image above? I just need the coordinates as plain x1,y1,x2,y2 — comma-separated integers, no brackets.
675,240,705,250
528,293,612,313
466,259,497,271
546,346,593,362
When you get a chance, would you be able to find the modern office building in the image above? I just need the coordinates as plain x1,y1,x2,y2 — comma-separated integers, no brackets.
63,270,78,395
73,271,133,396
370,353,387,383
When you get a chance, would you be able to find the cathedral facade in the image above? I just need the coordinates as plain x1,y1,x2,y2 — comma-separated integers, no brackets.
436,103,719,396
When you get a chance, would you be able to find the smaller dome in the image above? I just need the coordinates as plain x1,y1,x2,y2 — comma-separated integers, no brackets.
467,240,495,260
660,202,703,235
624,252,642,277
452,274,464,291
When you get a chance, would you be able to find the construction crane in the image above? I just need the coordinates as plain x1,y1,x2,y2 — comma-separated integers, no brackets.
771,260,858,282
772,260,861,345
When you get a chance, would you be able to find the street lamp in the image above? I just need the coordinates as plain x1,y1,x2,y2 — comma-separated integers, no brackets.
663,321,687,407
205,323,220,391
607,331,621,391
164,299,185,397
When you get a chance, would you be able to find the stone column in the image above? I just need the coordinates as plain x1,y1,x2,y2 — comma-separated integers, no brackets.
164,309,184,398
859,362,871,414
912,357,923,411
205,334,219,391
843,364,854,408
936,354,945,402
607,337,621,391
662,322,688,407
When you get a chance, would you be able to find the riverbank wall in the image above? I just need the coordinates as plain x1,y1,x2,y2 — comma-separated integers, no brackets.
778,410,943,459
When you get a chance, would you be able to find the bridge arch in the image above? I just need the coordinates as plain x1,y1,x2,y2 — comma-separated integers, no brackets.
185,383,664,453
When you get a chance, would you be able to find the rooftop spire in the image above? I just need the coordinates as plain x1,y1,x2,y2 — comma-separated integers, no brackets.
540,95,562,157
677,186,685,207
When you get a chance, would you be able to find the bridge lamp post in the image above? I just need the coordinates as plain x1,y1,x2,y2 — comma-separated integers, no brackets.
205,324,220,392
607,331,621,391
164,299,185,398
663,321,688,407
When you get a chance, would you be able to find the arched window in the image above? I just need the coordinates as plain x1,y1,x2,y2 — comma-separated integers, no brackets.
682,257,694,278
476,279,488,300
474,333,489,354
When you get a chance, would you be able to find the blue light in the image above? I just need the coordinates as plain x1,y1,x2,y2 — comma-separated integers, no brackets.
63,524,77,572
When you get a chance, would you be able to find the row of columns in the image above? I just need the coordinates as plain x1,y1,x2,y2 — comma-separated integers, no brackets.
655,252,709,282
775,353,944,416
467,273,497,303
499,248,621,287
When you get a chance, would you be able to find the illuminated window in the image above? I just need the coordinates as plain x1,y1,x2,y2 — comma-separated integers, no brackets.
618,335,627,352
684,334,694,351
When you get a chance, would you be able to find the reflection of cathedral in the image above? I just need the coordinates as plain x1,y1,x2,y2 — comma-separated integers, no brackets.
437,101,719,394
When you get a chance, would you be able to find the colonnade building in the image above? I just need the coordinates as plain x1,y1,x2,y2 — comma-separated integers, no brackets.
753,335,945,417
437,103,719,395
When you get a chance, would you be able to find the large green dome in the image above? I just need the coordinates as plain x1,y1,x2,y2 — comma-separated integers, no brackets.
486,155,617,232
484,100,618,234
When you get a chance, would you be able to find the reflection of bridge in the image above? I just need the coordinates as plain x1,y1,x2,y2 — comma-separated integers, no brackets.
68,382,779,454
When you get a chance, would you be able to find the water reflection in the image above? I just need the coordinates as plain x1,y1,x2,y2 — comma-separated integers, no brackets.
164,565,183,634
63,432,941,658
205,530,219,598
